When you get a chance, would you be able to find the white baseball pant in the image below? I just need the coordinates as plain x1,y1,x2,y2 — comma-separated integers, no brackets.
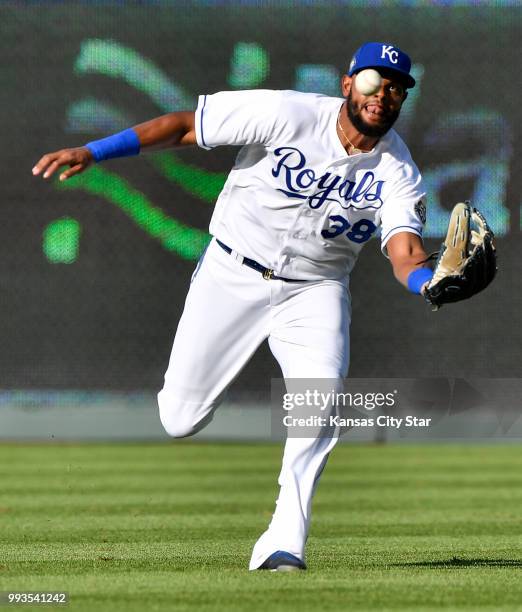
158,238,351,569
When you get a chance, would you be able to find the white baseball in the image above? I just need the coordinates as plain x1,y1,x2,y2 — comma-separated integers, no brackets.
355,69,382,96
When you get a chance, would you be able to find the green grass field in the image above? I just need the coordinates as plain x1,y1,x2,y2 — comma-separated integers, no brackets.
0,442,521,611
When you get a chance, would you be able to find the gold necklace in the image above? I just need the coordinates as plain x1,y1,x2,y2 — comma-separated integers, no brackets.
337,110,367,155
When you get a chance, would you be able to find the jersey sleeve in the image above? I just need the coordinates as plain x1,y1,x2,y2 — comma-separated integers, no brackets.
194,89,284,150
379,167,427,257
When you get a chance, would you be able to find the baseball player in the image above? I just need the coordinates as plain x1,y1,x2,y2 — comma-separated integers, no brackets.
32,42,495,572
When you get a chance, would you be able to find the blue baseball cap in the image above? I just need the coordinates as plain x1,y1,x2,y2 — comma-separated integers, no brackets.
348,42,415,88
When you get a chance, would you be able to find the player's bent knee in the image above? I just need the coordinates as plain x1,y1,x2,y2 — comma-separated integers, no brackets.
157,389,213,438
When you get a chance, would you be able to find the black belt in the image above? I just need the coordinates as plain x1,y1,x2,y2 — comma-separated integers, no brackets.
216,240,302,282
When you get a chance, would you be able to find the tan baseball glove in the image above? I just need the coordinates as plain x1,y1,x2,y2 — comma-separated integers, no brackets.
423,202,497,309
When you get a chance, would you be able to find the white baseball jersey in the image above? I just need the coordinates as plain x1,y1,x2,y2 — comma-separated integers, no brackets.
195,89,426,281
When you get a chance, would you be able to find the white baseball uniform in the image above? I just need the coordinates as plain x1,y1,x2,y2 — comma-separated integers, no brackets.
158,89,426,569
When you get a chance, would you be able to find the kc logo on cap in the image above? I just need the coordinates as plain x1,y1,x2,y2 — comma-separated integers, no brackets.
348,41,415,88
381,45,399,64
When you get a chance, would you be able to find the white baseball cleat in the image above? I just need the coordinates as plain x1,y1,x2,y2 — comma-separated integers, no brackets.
258,550,307,572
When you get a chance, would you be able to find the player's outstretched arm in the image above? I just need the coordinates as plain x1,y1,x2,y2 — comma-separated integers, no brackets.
386,232,433,296
32,111,196,182
133,111,196,149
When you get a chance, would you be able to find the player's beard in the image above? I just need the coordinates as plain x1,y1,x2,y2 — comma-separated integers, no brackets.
346,90,400,138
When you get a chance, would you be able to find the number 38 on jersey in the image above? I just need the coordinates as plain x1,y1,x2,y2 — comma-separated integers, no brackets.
321,216,377,244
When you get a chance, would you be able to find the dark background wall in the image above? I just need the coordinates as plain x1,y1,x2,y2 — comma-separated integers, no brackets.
1,2,520,392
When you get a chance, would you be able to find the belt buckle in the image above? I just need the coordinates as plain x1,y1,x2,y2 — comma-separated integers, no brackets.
263,268,274,280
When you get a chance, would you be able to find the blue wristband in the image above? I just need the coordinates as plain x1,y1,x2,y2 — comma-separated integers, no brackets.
407,268,434,294
85,128,141,162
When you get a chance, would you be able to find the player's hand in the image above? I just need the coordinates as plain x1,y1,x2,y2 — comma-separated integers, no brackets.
32,147,94,182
